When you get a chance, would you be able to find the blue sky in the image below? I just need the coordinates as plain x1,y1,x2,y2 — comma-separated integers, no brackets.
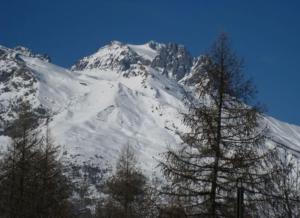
1,0,300,125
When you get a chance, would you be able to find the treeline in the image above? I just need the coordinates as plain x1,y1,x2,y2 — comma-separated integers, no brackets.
0,34,300,218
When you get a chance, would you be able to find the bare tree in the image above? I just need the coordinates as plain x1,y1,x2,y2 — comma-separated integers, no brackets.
160,34,268,217
259,146,300,217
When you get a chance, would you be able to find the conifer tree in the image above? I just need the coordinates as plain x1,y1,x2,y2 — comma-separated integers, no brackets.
159,34,268,217
0,100,42,217
96,145,150,218
259,146,300,217
0,102,72,217
34,117,72,217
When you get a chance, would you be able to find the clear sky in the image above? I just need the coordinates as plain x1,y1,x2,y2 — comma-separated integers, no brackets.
1,0,299,125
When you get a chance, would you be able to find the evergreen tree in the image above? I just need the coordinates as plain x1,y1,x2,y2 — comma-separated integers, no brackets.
96,145,150,218
0,101,42,217
159,34,268,217
0,102,72,217
34,117,72,217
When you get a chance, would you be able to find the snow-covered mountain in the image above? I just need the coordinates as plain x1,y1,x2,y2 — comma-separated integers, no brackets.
0,41,300,173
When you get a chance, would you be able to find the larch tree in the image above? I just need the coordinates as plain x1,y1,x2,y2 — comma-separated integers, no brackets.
159,34,269,217
259,145,300,218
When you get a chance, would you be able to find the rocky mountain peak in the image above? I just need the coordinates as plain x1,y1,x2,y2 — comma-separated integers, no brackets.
71,41,150,74
150,42,194,80
147,40,163,51
0,45,51,63
71,41,194,81
0,45,46,134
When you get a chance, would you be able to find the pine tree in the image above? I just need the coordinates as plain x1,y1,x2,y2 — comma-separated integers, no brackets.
159,34,268,217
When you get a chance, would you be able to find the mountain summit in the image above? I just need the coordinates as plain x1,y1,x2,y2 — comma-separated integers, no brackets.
71,41,193,80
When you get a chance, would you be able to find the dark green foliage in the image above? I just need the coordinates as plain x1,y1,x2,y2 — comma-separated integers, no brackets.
159,207,186,218
0,102,72,217
33,119,72,217
96,145,156,218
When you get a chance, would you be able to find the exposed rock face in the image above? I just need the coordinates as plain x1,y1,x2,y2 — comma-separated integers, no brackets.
151,43,194,80
71,41,194,80
180,55,210,86
14,46,51,62
0,46,47,134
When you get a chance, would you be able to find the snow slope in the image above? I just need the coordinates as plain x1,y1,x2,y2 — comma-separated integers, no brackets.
0,41,300,174
19,52,186,172
128,43,158,61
